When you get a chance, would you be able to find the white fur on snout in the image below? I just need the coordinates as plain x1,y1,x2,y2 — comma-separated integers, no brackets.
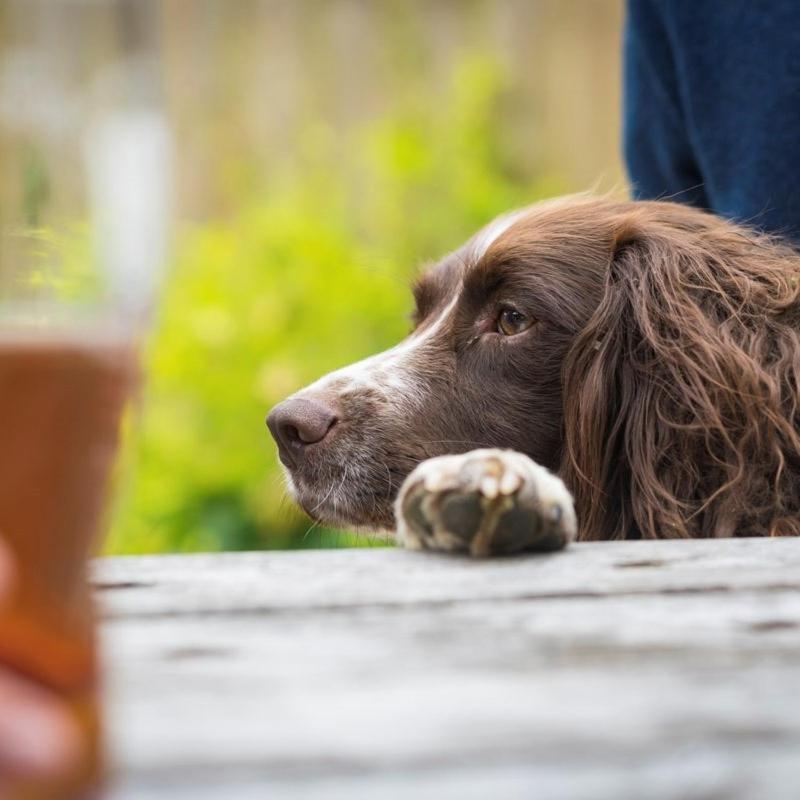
297,293,460,403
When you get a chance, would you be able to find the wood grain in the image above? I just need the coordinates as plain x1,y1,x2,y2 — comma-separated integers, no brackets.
95,538,800,799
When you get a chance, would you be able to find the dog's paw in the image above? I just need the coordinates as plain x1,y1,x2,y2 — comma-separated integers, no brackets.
395,449,575,557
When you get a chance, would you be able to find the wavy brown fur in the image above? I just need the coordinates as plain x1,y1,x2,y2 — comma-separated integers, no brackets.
561,199,800,539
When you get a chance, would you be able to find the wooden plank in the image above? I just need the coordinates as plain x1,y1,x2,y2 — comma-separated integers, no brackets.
94,537,800,617
95,539,800,799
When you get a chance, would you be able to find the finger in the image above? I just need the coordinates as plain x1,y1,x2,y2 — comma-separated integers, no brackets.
0,671,82,780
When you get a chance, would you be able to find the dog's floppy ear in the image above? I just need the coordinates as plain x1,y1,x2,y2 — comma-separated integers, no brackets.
561,209,800,540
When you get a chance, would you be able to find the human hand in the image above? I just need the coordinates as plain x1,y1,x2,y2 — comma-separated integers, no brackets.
0,539,82,790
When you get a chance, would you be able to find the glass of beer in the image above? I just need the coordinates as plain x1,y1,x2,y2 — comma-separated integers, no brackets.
0,322,136,799
0,2,169,796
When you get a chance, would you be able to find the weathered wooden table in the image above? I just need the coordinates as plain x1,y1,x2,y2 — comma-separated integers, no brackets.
95,538,800,799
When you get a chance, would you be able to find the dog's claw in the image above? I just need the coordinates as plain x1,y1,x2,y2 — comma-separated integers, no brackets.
396,449,576,556
499,469,522,495
480,475,500,499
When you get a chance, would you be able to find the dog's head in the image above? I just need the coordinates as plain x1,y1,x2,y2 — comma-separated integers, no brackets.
267,195,800,538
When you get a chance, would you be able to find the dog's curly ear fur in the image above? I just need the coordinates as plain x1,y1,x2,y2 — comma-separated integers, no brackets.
562,206,800,540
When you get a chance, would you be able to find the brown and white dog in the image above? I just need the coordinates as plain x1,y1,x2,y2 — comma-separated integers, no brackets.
267,196,800,556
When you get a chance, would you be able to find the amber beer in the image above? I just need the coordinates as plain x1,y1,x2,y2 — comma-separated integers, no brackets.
0,329,135,798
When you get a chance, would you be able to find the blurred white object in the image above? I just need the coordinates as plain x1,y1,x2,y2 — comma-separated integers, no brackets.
86,109,172,326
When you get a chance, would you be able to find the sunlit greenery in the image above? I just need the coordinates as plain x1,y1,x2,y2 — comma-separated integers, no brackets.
107,54,565,553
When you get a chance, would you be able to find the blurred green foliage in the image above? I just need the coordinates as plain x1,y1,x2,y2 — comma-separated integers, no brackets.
107,54,564,553
22,147,50,229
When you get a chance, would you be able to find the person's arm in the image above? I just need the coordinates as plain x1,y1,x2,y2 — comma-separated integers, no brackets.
623,0,708,208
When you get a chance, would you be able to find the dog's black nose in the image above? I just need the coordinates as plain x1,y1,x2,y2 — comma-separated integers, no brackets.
266,398,338,467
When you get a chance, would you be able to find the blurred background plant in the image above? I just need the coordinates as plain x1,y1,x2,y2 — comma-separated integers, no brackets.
0,0,624,552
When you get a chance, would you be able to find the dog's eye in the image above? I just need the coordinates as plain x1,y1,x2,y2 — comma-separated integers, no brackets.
497,307,532,336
